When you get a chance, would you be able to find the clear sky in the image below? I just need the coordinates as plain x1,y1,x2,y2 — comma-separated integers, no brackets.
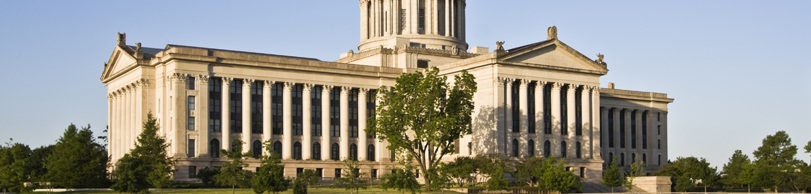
0,1,809,168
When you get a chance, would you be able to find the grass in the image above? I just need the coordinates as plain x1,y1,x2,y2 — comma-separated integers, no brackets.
60,187,461,194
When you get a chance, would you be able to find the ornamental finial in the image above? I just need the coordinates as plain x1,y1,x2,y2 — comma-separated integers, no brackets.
547,26,557,40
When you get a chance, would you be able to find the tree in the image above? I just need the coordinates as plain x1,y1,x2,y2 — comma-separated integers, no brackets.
444,156,475,187
196,167,220,186
215,139,251,194
292,178,307,194
429,165,453,193
46,124,110,188
380,164,420,194
654,156,717,192
752,131,802,192
625,154,646,191
721,150,751,189
252,152,290,194
367,66,477,191
111,112,176,193
693,158,718,192
335,159,368,194
514,156,545,187
805,140,811,161
0,142,33,193
292,169,319,194
737,162,755,192
29,145,54,184
538,157,582,193
485,158,508,191
602,156,624,192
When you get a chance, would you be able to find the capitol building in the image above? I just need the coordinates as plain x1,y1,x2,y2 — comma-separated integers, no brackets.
100,0,673,184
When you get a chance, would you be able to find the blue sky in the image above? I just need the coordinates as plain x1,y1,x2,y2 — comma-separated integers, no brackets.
0,1,809,167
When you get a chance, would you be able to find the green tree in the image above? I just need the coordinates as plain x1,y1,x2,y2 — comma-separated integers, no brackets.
196,167,220,187
111,112,176,193
380,164,420,194
29,145,54,189
625,154,645,191
752,131,801,192
485,158,508,191
252,152,290,194
537,157,581,193
110,154,149,194
444,156,475,187
693,158,718,192
215,139,251,194
293,169,320,194
367,66,477,191
514,156,545,187
292,178,307,194
46,124,110,188
738,162,755,192
602,156,624,192
335,159,368,194
805,140,811,161
654,156,716,192
721,150,751,189
0,142,33,193
429,165,453,192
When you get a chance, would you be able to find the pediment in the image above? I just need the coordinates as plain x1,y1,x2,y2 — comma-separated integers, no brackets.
100,45,138,82
500,40,608,74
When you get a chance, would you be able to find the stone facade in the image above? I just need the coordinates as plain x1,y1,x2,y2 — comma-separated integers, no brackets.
100,0,672,183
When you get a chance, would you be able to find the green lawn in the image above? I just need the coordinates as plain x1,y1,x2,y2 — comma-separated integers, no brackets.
60,188,460,194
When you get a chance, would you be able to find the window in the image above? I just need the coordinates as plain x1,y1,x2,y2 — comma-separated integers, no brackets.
251,82,263,134
511,81,519,133
658,139,661,149
292,84,303,136
620,110,626,148
330,125,340,137
209,139,220,158
367,144,376,162
528,140,535,156
293,142,302,160
418,6,425,34
230,79,243,133
331,143,340,161
312,86,322,137
454,139,460,154
349,89,359,138
561,141,567,158
416,170,420,178
316,168,323,177
272,83,283,135
273,141,282,159
209,78,222,132
468,142,472,155
620,153,625,166
608,152,614,165
313,143,321,160
189,166,197,178
187,77,196,90
543,84,552,134
371,169,378,178
560,85,568,135
512,139,519,157
579,167,585,178
658,155,661,166
608,109,614,148
528,82,536,134
575,87,582,136
187,139,195,158
188,117,195,131
632,153,637,163
297,168,304,175
417,60,429,68
313,124,322,137
576,142,581,159
350,144,358,161
631,111,637,149
544,141,551,158
642,111,648,149
188,96,195,131
335,168,342,178
252,140,262,159
643,154,647,164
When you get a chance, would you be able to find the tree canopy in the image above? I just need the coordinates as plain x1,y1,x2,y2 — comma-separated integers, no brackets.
379,164,420,194
721,150,751,189
654,156,717,192
46,124,109,188
751,131,805,192
252,151,290,194
367,66,477,191
0,142,33,193
111,112,175,193
335,159,368,194
215,139,252,194
602,156,624,192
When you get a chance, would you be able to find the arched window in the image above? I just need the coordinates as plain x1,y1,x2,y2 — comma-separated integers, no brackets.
273,141,282,159
252,140,262,159
561,141,567,158
512,139,519,157
367,144,376,162
544,140,551,158
350,144,358,161
528,140,535,156
331,143,340,161
293,142,302,160
209,139,220,158
576,142,582,159
313,143,321,160
620,153,625,166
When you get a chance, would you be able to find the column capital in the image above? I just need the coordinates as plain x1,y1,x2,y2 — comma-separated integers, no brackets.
519,79,530,87
359,88,370,96
197,75,210,84
496,77,513,84
341,86,351,94
169,73,189,83
135,78,150,87
243,79,255,87
264,80,275,88
551,82,564,90
283,82,296,91
303,83,315,92
567,84,580,91
322,85,334,94
536,80,548,87
222,77,234,85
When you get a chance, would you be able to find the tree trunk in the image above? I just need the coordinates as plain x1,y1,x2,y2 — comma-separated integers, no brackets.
232,185,235,194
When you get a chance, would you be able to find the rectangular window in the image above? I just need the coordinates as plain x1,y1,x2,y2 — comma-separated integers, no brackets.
297,168,304,175
273,83,283,134
293,84,303,136
544,85,552,134
188,96,195,110
528,83,535,134
579,167,585,178
331,125,340,137
371,169,378,178
658,155,662,166
313,124,322,137
187,77,195,90
209,78,222,132
620,110,626,149
416,170,420,178
251,82,263,134
512,82,519,133
631,111,637,149
417,60,429,68
575,88,582,136
188,117,195,131
658,139,661,149
187,139,195,158
316,168,323,177
230,79,243,133
560,86,568,135
188,96,195,131
335,168,342,178
642,112,648,149
608,109,614,148
189,166,197,178
418,8,425,34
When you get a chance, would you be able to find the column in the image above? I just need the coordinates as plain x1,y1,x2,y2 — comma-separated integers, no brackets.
358,88,369,161
600,107,609,160
410,0,418,34
125,87,131,153
566,84,577,158
550,82,563,157
518,80,529,157
262,81,274,155
635,110,643,154
340,86,350,160
425,0,433,35
373,0,379,38
661,111,669,165
393,0,400,35
504,79,513,156
360,1,368,40
108,94,116,161
135,81,143,142
197,75,210,157
581,86,591,159
592,86,601,159
624,109,631,153
172,74,187,158
450,0,455,37
282,82,294,160
646,110,655,168
221,77,233,150
118,90,125,157
431,0,438,35
322,86,333,160
302,84,313,160
612,108,621,153
460,1,465,41
534,81,546,156
444,0,450,37
494,77,506,155
242,79,253,154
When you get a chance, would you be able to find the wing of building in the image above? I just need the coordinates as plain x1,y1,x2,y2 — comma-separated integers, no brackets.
100,0,673,185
